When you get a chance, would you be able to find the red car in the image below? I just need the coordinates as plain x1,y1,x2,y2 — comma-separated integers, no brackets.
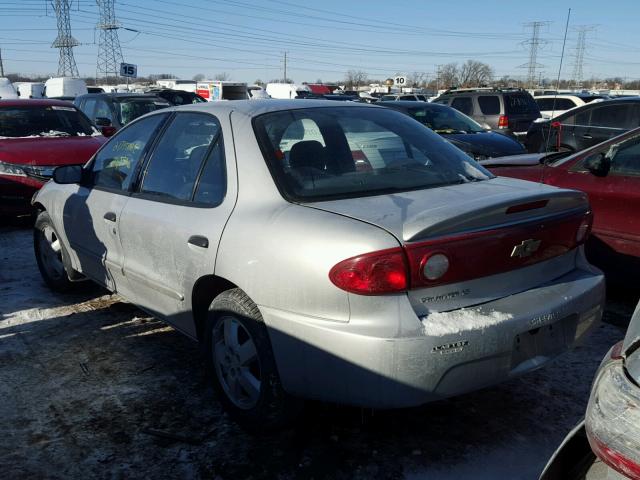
0,99,110,216
488,127,640,274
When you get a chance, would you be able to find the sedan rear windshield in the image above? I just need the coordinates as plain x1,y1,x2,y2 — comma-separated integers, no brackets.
0,105,95,138
253,106,493,201
117,98,170,125
504,94,540,115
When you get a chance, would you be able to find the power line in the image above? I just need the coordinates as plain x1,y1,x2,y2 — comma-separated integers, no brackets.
96,0,123,82
51,0,80,77
518,21,550,88
571,25,597,87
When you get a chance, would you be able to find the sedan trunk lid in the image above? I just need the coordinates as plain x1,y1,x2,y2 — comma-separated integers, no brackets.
306,176,590,313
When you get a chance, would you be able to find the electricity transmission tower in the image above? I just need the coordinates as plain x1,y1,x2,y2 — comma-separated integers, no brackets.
51,0,79,77
518,21,550,88
96,0,124,82
571,26,597,88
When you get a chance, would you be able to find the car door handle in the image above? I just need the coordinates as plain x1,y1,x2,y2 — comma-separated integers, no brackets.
103,211,116,222
582,134,593,139
188,235,209,248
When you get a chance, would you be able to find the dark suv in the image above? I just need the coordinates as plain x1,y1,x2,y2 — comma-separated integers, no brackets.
433,88,541,139
525,97,640,153
74,93,171,130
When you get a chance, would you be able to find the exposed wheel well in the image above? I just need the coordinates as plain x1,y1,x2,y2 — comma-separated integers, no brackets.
192,275,238,343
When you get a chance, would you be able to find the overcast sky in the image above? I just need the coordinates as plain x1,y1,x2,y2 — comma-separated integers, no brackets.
1,0,639,84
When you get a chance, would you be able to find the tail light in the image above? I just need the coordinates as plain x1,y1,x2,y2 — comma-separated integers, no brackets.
498,115,509,128
329,247,408,295
330,210,591,295
351,150,372,172
586,352,640,480
576,211,593,244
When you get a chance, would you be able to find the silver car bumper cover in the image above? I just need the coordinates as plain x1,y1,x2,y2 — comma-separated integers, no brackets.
261,267,605,408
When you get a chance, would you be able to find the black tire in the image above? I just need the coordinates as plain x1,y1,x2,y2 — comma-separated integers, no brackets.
33,211,77,292
204,288,302,431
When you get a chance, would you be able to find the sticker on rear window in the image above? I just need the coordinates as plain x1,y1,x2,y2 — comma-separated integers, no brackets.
50,106,76,111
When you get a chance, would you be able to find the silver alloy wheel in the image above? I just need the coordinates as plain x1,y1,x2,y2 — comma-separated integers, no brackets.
212,315,262,410
38,225,65,280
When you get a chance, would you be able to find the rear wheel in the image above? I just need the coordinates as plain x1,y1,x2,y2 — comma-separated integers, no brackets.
204,288,301,430
34,211,76,292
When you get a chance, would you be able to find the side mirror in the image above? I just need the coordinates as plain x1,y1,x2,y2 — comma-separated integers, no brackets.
95,117,112,127
101,125,117,137
53,165,83,184
584,153,611,177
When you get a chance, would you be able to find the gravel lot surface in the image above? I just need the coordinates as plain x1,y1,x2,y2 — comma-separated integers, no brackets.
1,222,636,480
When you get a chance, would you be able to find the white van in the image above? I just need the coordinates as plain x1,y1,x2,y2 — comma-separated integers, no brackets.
266,83,311,99
14,82,45,99
0,78,18,99
156,79,197,93
196,81,248,101
44,77,88,99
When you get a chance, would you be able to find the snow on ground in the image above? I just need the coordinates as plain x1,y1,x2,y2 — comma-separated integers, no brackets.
0,223,635,480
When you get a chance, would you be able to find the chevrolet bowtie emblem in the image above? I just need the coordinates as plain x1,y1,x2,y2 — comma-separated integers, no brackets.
511,239,541,258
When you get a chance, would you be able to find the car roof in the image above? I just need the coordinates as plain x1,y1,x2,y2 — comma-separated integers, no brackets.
535,94,605,100
377,100,447,109
76,92,164,99
0,98,77,108
158,99,378,118
554,96,640,119
440,88,527,96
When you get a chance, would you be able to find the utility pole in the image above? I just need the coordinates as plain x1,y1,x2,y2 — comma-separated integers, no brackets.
96,0,124,84
518,21,550,89
435,64,442,92
571,25,597,89
52,0,79,77
0,48,4,77
283,51,287,83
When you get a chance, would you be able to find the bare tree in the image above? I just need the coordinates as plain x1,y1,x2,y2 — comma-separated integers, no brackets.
458,60,493,87
253,78,264,86
192,73,205,81
344,70,368,89
438,63,458,89
408,71,428,88
214,72,230,81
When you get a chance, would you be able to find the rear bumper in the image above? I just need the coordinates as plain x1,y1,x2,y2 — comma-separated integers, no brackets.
262,266,605,408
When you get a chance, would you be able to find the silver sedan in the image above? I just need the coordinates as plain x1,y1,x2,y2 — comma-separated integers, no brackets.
33,100,605,429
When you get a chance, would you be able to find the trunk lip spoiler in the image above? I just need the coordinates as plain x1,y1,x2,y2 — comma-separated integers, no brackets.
405,205,590,244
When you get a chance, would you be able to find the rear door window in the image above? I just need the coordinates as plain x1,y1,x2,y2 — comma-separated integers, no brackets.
537,98,576,111
478,96,500,115
451,97,473,116
588,104,633,129
504,94,539,115
140,112,223,202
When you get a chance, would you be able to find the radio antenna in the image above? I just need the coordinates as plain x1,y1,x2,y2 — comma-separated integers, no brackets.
542,7,571,184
